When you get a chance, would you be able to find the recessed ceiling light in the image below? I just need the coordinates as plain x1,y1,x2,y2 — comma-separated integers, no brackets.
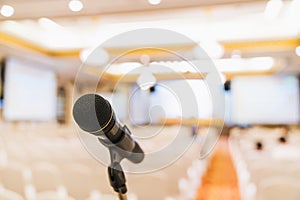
68,0,83,12
1,5,14,17
295,46,300,57
148,0,161,5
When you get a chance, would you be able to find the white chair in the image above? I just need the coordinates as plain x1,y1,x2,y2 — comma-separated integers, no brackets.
178,178,197,200
100,194,119,200
127,173,170,200
0,162,30,198
89,166,113,195
187,164,203,185
31,162,62,192
61,163,94,200
256,176,300,200
0,187,24,200
161,163,187,195
85,190,102,200
248,163,283,184
287,165,300,180
34,191,75,200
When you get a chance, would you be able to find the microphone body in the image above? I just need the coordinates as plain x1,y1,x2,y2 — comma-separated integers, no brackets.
73,94,144,163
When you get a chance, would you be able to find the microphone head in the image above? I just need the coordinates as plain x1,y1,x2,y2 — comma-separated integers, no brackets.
73,94,114,134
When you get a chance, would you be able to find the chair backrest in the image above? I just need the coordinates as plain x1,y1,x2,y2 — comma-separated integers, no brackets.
257,176,300,200
0,188,24,200
31,162,62,192
248,163,283,183
161,162,188,195
178,178,198,199
35,191,75,200
89,166,113,194
287,165,300,180
127,173,170,200
100,194,118,200
61,163,93,200
0,163,29,197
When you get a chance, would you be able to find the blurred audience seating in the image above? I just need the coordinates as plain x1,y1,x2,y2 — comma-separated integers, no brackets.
229,126,300,200
0,124,213,200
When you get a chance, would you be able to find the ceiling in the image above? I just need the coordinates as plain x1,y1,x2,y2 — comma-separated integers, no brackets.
0,0,300,81
0,0,260,20
1,0,299,51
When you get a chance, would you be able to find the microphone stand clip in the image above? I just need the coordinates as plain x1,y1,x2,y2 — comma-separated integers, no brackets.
98,138,129,200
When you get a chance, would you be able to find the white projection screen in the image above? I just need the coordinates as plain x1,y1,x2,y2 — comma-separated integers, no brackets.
3,58,57,121
130,80,213,125
231,75,300,125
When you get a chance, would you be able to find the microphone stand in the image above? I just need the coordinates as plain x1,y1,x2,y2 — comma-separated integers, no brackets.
97,125,143,200
107,145,128,200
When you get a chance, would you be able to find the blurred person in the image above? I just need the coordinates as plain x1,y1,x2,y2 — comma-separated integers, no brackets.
255,141,263,151
277,126,289,144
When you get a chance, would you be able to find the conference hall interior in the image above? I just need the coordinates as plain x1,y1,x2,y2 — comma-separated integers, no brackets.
0,0,300,199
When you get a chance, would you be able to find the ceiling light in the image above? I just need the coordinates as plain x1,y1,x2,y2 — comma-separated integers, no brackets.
231,50,242,59
80,47,110,67
106,62,141,75
38,18,62,30
137,69,157,91
295,46,300,57
249,57,274,70
264,0,283,20
219,72,226,84
288,0,300,14
148,0,161,5
68,0,83,12
216,57,275,72
0,5,14,17
140,54,150,66
193,40,224,59
287,0,300,22
104,57,276,77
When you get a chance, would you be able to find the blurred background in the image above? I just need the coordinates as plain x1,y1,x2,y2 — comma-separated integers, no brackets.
1,0,300,200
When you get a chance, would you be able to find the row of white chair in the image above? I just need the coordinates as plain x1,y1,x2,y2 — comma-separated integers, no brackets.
0,158,209,200
0,125,211,200
0,161,114,199
229,127,300,200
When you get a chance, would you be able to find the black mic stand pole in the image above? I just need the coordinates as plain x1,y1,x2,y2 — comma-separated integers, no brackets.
97,124,144,200
106,145,128,200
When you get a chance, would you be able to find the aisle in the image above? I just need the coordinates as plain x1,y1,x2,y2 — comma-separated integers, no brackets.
196,138,240,200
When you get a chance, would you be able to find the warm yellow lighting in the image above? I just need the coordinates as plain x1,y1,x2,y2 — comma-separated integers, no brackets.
104,57,275,77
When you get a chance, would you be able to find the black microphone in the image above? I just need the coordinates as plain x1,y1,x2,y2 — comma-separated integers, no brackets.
72,93,144,163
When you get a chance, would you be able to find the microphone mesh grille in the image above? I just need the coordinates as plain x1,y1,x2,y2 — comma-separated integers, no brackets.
73,94,112,133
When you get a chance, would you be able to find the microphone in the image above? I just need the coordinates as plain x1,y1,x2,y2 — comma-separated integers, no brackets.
72,94,144,163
